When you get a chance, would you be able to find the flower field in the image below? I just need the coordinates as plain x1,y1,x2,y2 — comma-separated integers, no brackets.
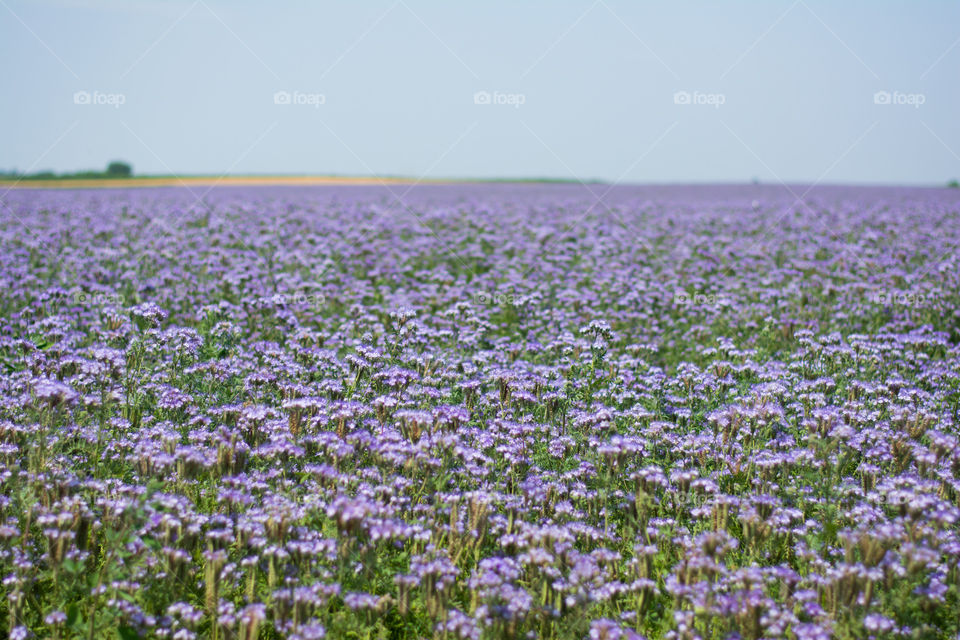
1,184,960,639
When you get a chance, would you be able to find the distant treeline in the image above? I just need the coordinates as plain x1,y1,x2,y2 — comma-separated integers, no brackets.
0,161,132,180
0,165,955,187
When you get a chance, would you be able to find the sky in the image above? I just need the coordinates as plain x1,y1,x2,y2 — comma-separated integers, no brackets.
1,0,958,185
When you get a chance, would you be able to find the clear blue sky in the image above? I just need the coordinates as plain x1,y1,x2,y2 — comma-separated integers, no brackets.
2,0,958,184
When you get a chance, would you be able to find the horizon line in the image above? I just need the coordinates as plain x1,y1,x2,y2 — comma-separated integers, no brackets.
1,174,957,190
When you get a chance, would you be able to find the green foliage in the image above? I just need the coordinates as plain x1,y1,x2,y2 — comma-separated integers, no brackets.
1,161,134,181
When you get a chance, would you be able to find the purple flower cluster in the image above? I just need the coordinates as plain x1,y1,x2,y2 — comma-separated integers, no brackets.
0,184,959,638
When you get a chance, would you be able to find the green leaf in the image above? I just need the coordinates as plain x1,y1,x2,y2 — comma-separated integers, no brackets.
118,624,140,640
142,536,162,552
66,603,79,627
63,558,82,574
